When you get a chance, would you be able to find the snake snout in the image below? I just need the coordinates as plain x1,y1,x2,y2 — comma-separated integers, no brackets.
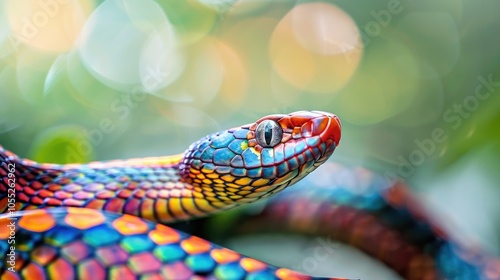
303,111,342,150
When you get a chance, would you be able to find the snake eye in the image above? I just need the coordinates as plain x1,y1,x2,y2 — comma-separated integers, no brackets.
255,120,283,147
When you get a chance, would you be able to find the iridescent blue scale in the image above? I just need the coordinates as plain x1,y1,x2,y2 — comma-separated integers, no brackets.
294,140,307,155
277,162,289,177
305,136,320,147
211,132,235,149
231,168,246,177
247,167,261,178
261,148,274,166
230,155,244,168
284,144,294,159
83,224,121,247
214,148,236,165
121,235,154,253
45,225,81,246
185,252,216,273
273,147,285,164
201,148,214,162
153,244,186,262
232,129,249,139
287,157,299,170
262,166,276,178
228,139,246,154
215,262,247,280
242,149,260,168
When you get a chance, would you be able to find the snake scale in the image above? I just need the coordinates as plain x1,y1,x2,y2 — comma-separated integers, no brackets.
0,111,499,280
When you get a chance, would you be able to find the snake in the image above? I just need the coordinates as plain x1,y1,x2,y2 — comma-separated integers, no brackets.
0,110,498,280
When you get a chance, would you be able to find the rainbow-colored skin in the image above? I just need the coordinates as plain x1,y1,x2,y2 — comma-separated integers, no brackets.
0,208,350,280
1,111,499,280
0,111,349,280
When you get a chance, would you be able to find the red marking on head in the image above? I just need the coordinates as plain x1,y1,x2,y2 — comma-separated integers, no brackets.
254,111,342,147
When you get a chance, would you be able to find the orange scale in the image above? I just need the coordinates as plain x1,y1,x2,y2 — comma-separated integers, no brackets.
2,271,21,280
44,198,63,206
181,236,212,255
18,210,56,233
0,217,14,239
133,189,146,199
14,257,25,271
141,198,156,222
275,268,308,280
240,258,267,273
31,196,44,205
30,181,43,189
37,189,54,198
22,263,46,280
47,183,63,192
149,224,181,245
168,198,190,220
112,214,149,235
210,248,241,264
32,246,57,265
154,199,172,223
47,258,74,280
65,208,105,230
278,116,294,129
85,199,106,211
103,198,125,213
117,189,132,199
24,186,36,196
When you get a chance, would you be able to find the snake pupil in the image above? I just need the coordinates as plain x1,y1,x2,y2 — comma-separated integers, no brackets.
264,122,273,145
255,120,282,147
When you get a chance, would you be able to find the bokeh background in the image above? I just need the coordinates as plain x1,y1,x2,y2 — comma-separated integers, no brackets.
1,0,499,278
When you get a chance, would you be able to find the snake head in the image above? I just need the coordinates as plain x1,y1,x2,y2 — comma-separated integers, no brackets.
180,111,341,203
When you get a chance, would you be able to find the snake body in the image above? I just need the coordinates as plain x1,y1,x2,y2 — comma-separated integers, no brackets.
0,111,498,280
